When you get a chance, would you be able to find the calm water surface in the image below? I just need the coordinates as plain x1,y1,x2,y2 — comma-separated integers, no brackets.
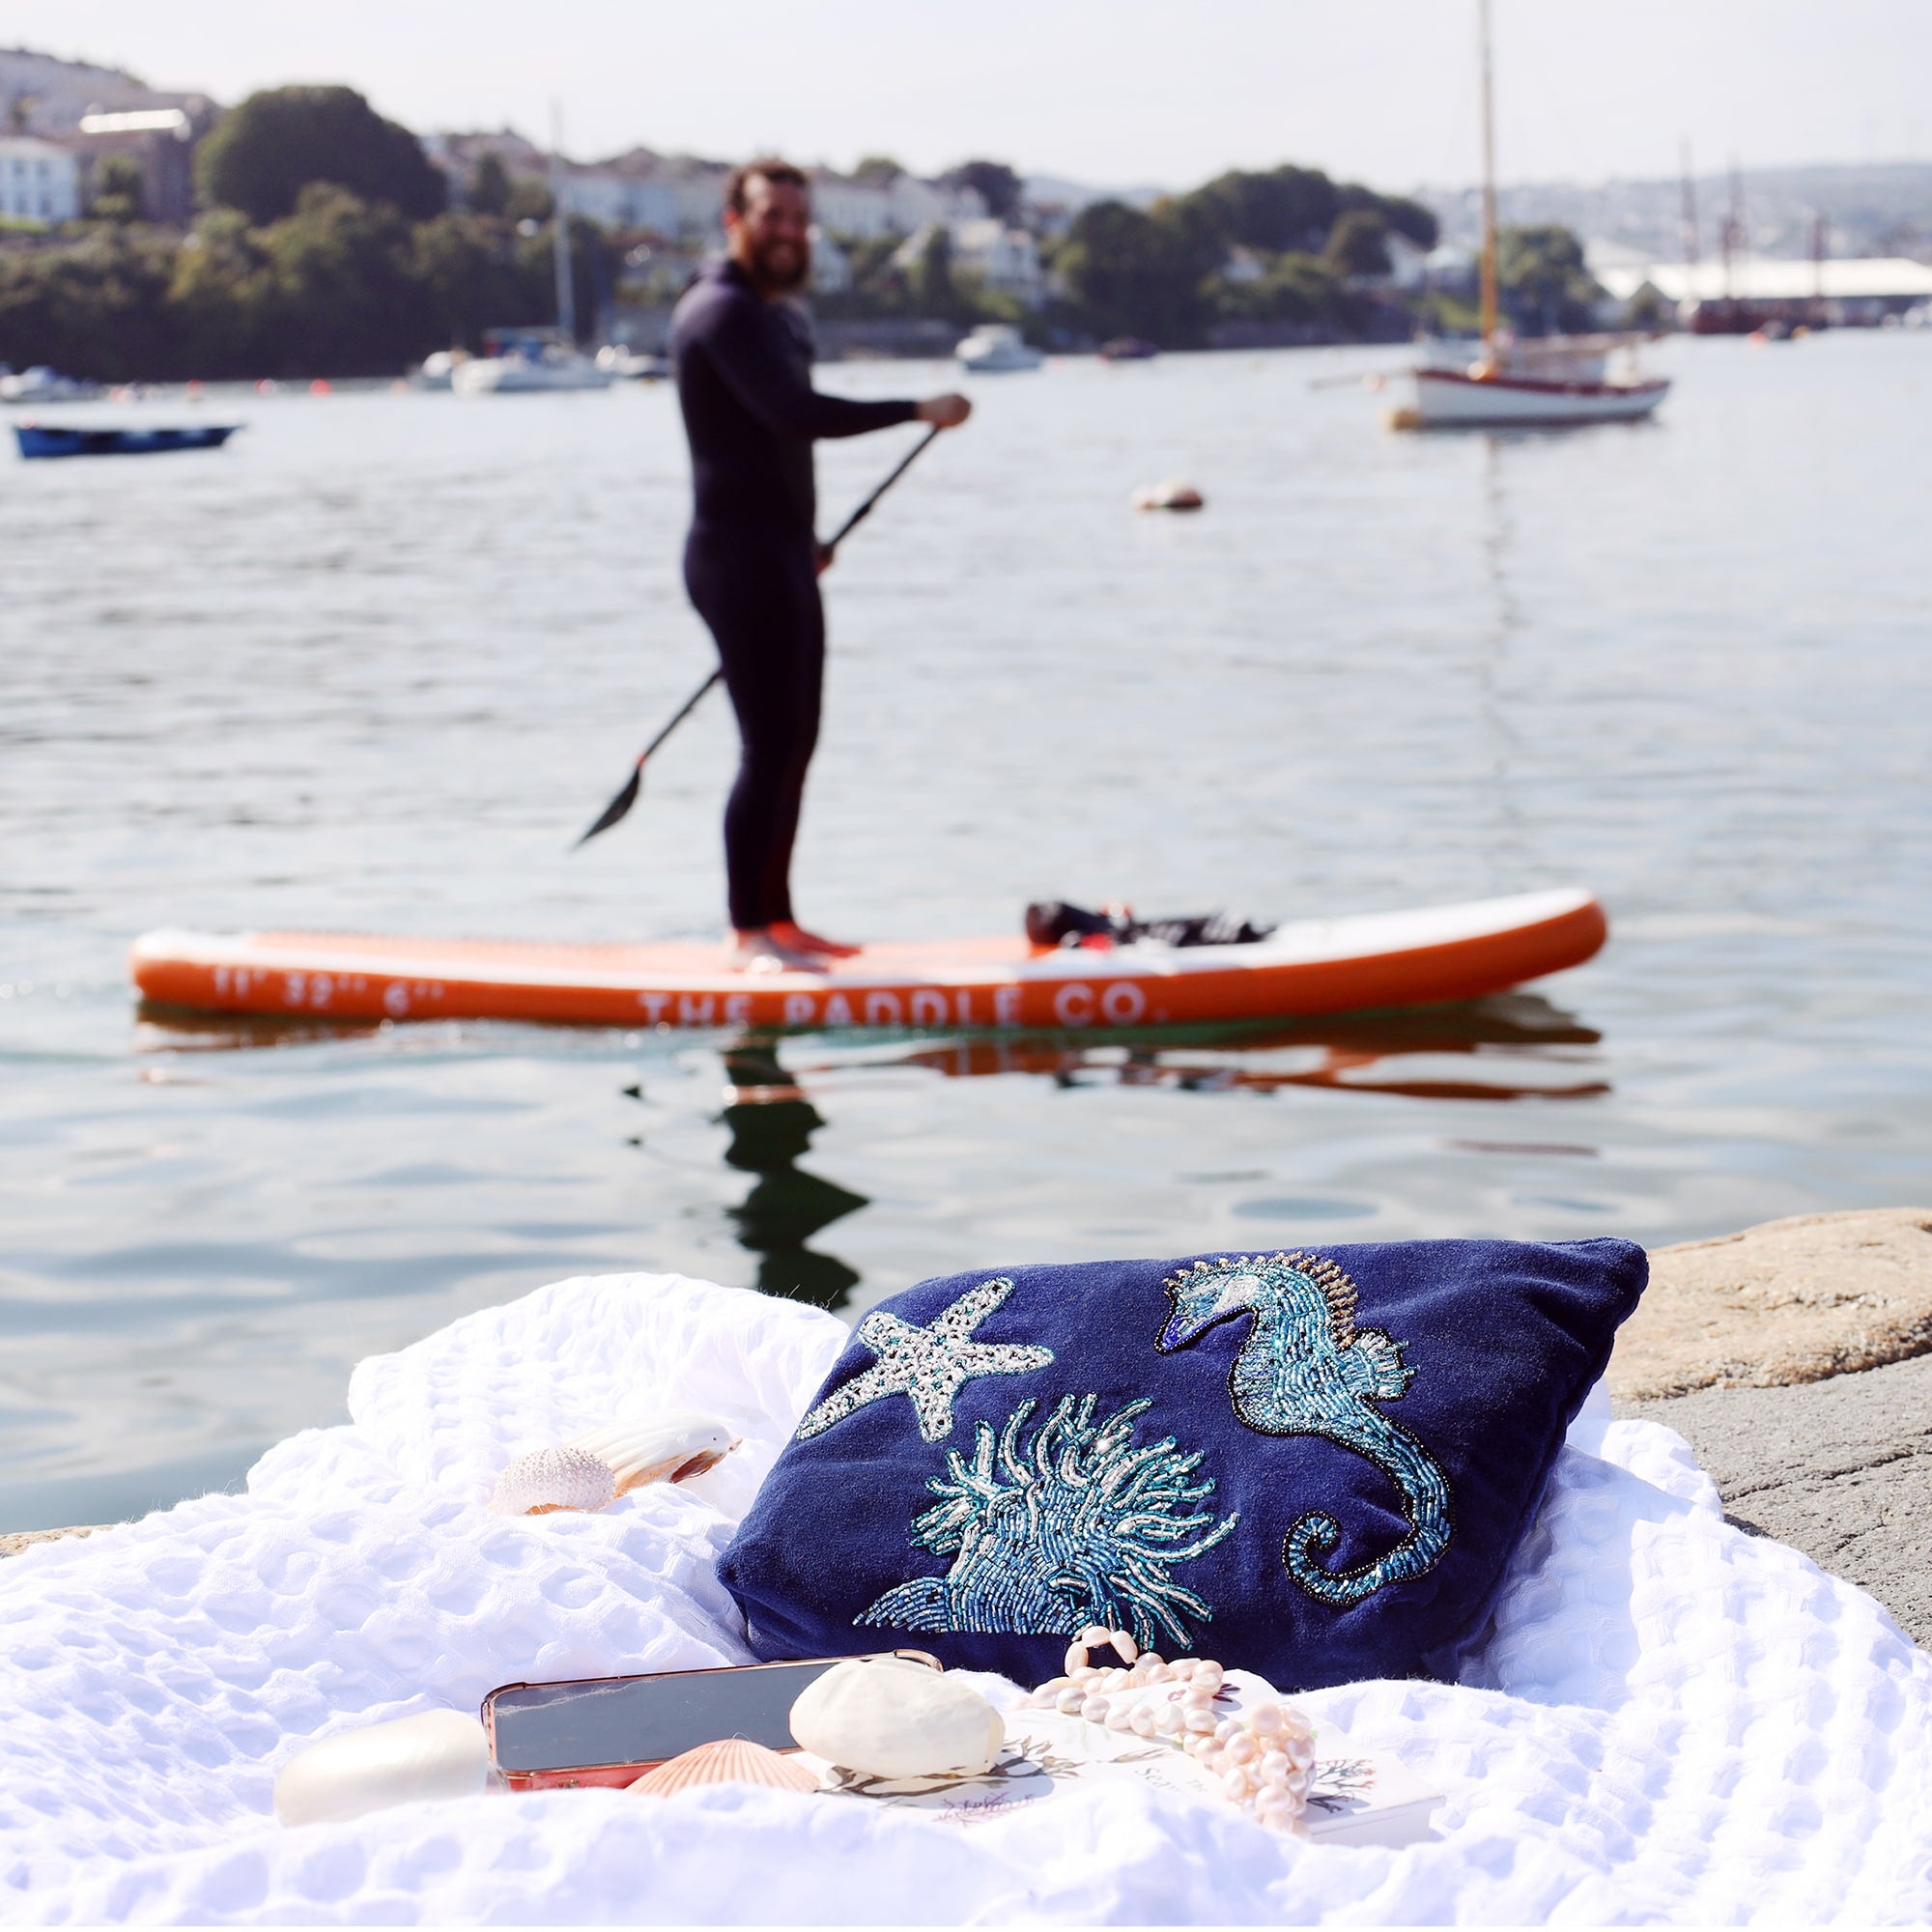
3,334,1928,1530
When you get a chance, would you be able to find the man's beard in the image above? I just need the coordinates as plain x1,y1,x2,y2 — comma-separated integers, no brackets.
749,235,810,295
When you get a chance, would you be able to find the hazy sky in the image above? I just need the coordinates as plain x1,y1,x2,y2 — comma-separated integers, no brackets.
29,0,1932,190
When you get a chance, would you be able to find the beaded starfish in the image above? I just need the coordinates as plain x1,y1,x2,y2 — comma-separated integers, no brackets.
795,1276,1054,1443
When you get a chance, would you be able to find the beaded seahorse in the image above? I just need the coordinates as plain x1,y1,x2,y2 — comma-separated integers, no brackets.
1155,1252,1452,1606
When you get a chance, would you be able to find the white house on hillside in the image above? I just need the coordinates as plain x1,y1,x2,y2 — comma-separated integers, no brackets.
810,226,852,294
0,137,79,224
892,219,1045,306
810,169,984,239
948,218,1044,304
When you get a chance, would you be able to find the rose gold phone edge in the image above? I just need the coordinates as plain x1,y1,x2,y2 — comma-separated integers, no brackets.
481,1651,942,1791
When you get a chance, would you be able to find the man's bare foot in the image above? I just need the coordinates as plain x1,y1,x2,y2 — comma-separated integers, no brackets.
770,920,861,958
725,927,824,971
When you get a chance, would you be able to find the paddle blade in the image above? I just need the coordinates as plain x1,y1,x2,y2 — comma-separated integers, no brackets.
574,762,643,848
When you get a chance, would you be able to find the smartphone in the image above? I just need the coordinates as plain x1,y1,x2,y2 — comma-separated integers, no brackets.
481,1652,940,1791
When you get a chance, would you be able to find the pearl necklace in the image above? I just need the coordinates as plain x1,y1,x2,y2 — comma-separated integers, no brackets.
1018,1625,1314,1834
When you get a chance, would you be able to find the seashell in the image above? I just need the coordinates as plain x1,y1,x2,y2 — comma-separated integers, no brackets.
273,1709,491,1827
628,1737,819,1798
788,1657,1003,1780
491,1444,616,1517
566,1412,736,1490
491,1411,737,1516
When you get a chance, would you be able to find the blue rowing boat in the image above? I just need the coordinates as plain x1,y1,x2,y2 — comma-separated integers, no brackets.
14,422,242,460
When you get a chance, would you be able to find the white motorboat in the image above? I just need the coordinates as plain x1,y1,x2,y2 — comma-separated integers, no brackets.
594,345,670,382
956,324,1042,373
452,330,612,396
1391,335,1668,429
0,365,102,404
455,129,613,397
412,350,462,391
1386,0,1670,432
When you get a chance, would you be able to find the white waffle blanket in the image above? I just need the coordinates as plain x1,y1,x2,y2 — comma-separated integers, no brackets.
3,1272,1928,1925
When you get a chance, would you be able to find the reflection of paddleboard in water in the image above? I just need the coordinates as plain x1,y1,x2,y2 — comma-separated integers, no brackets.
129,889,1605,1031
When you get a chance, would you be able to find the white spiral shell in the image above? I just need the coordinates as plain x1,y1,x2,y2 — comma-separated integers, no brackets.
489,1411,738,1516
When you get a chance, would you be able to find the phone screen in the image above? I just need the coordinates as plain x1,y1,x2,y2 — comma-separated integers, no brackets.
487,1661,846,1773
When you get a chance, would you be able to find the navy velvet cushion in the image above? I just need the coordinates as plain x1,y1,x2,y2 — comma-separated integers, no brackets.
718,1238,1646,1691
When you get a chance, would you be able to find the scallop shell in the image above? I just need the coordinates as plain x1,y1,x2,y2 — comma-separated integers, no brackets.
490,1413,738,1516
628,1737,819,1798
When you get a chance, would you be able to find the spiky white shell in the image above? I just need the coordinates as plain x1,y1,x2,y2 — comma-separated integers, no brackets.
490,1413,739,1516
489,1444,615,1517
788,1658,1003,1779
628,1737,819,1798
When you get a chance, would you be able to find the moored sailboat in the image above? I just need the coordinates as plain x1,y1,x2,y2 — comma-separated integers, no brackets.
1387,0,1670,431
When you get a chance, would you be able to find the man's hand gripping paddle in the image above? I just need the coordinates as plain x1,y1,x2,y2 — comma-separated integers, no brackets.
573,424,944,848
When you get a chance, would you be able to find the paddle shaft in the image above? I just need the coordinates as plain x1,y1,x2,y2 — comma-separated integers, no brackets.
574,425,943,848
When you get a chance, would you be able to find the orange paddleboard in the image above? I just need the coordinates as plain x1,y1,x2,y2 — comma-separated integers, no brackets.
128,889,1606,1032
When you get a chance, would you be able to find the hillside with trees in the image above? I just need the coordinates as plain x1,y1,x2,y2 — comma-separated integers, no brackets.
0,78,1594,379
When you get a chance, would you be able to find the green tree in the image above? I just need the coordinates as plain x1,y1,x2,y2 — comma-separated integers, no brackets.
1051,198,1221,347
0,223,178,379
1183,165,1339,253
1497,223,1600,334
254,184,437,374
945,158,1022,222
1205,250,1350,330
503,176,555,224
1339,185,1436,249
1322,209,1391,278
511,214,611,341
909,225,964,320
196,85,446,224
89,152,147,223
166,209,275,373
468,152,512,216
852,156,903,185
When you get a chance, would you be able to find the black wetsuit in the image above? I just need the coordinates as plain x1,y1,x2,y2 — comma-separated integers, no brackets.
668,257,917,931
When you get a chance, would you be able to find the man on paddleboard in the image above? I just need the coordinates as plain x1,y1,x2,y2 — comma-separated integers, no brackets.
670,158,971,969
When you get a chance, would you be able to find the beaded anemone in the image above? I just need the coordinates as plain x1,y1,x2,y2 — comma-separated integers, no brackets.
858,1393,1238,1649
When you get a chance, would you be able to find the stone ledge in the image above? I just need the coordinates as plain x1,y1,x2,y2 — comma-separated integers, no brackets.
1617,1352,1932,1645
0,1524,110,1559
1609,1207,1932,1403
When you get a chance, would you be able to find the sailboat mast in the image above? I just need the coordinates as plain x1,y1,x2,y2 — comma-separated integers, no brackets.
551,102,576,345
1476,0,1499,354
